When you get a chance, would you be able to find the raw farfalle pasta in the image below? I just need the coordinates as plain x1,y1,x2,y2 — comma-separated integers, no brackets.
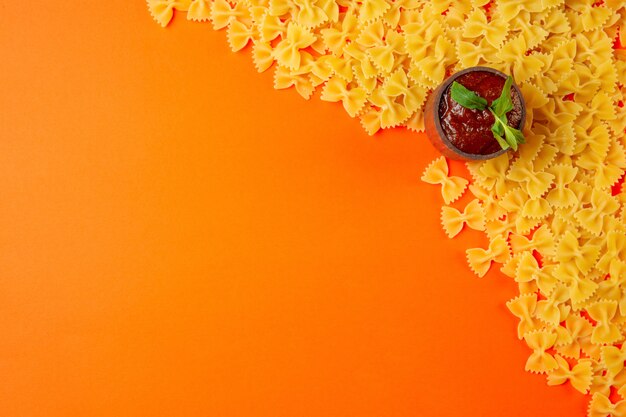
420,156,468,205
588,393,626,417
411,1,625,413
556,314,594,360
601,344,626,376
147,0,192,27
145,0,616,136
466,234,510,278
524,329,558,374
547,355,593,394
147,0,626,414
440,199,485,238
588,300,622,345
188,0,212,21
506,293,539,339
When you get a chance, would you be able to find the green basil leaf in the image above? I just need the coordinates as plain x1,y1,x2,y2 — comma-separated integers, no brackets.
489,108,524,151
490,76,514,117
491,119,504,137
492,131,510,150
450,81,488,110
503,124,526,151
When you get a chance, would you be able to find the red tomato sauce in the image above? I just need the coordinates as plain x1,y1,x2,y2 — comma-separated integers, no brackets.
439,71,523,155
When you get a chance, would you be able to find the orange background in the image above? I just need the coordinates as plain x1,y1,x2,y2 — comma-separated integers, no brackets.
0,3,588,416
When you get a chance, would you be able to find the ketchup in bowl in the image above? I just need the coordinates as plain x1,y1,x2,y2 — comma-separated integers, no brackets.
439,71,524,155
424,66,526,161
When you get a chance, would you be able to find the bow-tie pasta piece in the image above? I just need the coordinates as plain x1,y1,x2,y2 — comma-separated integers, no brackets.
403,109,426,133
368,86,412,128
597,231,626,274
252,42,275,73
499,187,529,218
382,69,427,115
475,153,511,198
589,367,626,398
500,251,523,278
440,199,485,238
532,263,559,296
358,108,382,136
411,35,455,85
148,0,192,27
587,300,623,345
320,76,368,117
536,284,570,326
507,160,555,200
227,20,256,51
466,235,511,278
506,293,541,339
575,190,620,236
273,23,317,70
210,0,250,30
600,344,626,376
596,139,626,190
588,392,626,417
546,164,579,208
510,252,537,287
455,37,498,70
274,65,315,99
524,329,559,374
187,0,211,21
366,30,406,75
421,157,468,205
319,10,358,55
463,8,508,48
503,254,540,294
556,314,595,360
536,8,571,34
497,35,545,83
359,0,391,24
556,231,601,275
510,224,556,259
553,263,599,306
260,14,286,43
469,183,506,221
547,355,593,394
521,197,552,219
594,272,626,313
485,217,516,241
581,5,614,32
291,0,328,28
533,143,558,174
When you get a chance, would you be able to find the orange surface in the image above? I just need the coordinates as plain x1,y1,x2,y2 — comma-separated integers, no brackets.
0,3,588,417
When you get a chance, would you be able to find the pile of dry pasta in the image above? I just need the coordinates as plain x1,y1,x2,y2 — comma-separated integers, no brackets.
147,0,626,414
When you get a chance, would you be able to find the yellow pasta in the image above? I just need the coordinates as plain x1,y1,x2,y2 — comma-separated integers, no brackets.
588,300,622,345
148,0,192,27
187,0,212,21
536,284,569,325
440,199,485,238
506,293,540,339
510,224,555,257
601,344,626,376
548,355,593,394
148,0,626,413
320,76,367,117
588,392,626,417
524,329,558,374
466,235,511,278
420,156,468,205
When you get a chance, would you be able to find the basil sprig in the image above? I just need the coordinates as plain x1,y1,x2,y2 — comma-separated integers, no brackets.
450,82,488,110
449,75,525,151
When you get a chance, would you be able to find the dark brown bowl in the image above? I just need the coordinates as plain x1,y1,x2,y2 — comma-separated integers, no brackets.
424,66,526,161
